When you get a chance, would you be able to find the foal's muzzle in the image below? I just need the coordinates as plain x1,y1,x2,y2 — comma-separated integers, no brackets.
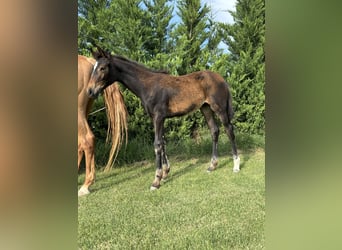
87,88,100,99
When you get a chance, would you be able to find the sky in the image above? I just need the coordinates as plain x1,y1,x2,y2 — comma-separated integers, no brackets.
170,0,236,25
202,0,236,24
201,0,237,50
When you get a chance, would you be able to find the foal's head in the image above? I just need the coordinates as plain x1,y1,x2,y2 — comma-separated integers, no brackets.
87,47,114,98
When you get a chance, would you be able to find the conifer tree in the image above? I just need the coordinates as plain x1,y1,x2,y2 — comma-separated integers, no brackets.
78,0,147,60
203,14,227,77
106,0,147,60
220,0,265,134
78,0,113,54
172,0,210,75
142,0,174,56
141,0,176,72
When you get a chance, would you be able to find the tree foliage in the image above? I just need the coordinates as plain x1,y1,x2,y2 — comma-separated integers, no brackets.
220,0,265,134
172,0,210,75
78,0,265,143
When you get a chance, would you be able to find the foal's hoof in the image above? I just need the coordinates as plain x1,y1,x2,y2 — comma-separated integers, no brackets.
150,185,160,191
233,156,240,173
207,167,215,173
161,174,169,182
207,159,218,173
78,186,90,196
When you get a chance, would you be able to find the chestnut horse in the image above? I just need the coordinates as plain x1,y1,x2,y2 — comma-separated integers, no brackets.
87,47,240,190
78,55,127,196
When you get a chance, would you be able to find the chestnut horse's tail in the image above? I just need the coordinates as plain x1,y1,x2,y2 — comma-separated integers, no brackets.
103,84,128,171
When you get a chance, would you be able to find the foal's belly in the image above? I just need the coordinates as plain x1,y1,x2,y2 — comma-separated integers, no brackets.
168,91,205,116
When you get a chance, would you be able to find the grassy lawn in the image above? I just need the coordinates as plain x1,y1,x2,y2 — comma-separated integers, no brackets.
78,133,265,249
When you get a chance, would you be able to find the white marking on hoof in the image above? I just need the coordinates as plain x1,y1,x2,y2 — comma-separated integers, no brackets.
233,156,240,173
150,186,159,191
78,186,90,196
207,168,214,173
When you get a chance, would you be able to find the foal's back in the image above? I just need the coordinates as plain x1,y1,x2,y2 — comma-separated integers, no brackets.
157,70,229,116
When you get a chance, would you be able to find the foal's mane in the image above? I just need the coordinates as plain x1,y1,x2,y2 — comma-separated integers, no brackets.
113,55,169,74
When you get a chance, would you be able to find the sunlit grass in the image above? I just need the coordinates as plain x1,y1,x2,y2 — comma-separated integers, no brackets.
78,133,265,249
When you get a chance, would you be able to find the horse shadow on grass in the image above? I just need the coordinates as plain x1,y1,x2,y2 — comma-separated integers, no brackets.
163,135,262,184
80,157,209,193
80,133,264,193
161,153,251,188
161,157,208,185
80,156,251,194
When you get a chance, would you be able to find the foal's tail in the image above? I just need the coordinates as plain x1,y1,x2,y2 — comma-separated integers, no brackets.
227,84,235,122
103,83,128,171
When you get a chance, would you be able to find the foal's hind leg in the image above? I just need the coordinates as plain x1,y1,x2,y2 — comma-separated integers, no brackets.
201,105,220,172
217,111,240,172
161,137,170,180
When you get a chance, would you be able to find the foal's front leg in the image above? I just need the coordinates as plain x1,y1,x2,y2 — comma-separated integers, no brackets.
151,116,164,190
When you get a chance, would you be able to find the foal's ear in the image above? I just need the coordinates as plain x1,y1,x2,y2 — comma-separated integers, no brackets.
104,49,111,59
90,44,111,60
96,46,106,57
98,46,111,59
90,47,102,60
89,43,104,59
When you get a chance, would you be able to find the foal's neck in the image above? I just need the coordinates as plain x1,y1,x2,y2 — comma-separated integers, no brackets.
112,57,151,98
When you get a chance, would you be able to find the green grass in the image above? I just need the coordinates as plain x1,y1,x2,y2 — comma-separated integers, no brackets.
78,132,265,249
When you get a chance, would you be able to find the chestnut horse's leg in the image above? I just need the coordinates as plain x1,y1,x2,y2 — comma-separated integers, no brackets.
201,105,220,172
78,119,96,196
78,147,84,171
151,115,165,190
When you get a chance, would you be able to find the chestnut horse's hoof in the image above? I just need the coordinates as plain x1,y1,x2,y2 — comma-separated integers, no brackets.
78,186,90,196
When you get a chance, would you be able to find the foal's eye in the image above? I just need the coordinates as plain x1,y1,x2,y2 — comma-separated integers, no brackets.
100,67,105,71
